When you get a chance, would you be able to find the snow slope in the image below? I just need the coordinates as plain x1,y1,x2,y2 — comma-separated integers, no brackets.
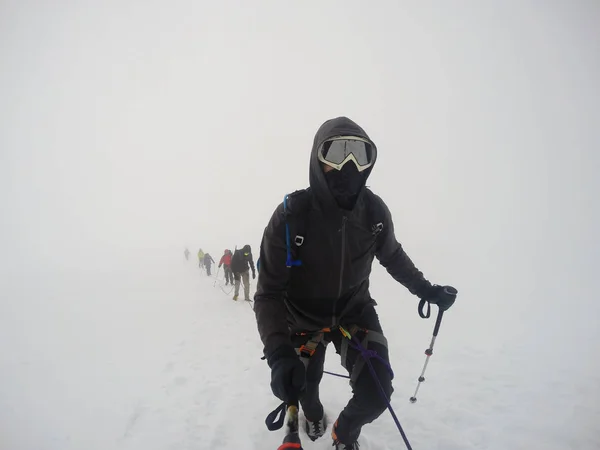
1,256,599,450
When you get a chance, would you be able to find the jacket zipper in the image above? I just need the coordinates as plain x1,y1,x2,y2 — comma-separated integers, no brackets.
332,216,347,327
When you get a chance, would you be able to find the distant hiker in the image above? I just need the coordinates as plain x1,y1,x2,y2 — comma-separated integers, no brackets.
254,117,458,448
231,245,255,301
184,248,190,260
197,248,205,271
204,253,215,276
218,249,234,286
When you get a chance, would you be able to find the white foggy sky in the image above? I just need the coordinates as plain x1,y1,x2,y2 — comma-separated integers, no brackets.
1,0,599,335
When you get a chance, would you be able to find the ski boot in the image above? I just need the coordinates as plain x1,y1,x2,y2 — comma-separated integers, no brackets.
233,294,238,301
305,415,327,441
332,440,360,450
331,420,359,450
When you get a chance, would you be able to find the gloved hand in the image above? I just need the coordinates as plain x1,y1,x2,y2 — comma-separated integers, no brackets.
268,345,306,402
252,271,256,280
422,285,458,311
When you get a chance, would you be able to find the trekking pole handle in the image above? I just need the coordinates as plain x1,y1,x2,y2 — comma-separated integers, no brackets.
432,286,457,336
433,310,444,337
443,286,458,296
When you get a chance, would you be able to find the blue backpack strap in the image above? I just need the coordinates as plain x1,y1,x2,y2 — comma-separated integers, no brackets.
284,194,302,268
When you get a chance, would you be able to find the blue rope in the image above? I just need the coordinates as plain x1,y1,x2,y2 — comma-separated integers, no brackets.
323,337,412,450
347,336,412,450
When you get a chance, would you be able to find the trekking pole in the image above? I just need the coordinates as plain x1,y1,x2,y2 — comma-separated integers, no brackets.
409,286,457,403
265,400,303,450
278,400,303,450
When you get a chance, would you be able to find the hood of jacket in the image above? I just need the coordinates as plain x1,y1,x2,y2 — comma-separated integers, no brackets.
309,116,377,211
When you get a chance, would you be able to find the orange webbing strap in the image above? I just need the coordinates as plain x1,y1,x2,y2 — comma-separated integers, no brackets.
296,328,331,361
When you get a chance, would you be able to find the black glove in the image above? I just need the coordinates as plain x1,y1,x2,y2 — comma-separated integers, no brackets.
423,285,458,311
268,346,305,403
252,271,256,280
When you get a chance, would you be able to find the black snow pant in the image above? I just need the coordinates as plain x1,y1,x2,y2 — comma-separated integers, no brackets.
291,306,393,445
223,265,234,285
205,263,212,276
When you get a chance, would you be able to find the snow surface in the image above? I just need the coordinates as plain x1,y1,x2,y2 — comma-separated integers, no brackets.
2,256,598,450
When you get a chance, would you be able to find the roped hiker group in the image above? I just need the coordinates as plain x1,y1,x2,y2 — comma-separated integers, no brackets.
185,245,256,302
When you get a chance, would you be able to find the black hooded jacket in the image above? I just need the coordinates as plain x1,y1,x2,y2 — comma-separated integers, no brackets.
203,253,215,266
231,245,256,274
254,117,433,357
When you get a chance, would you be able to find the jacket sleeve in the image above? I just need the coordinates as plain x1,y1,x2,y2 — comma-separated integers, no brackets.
254,203,292,357
249,253,256,273
218,255,224,266
375,197,433,298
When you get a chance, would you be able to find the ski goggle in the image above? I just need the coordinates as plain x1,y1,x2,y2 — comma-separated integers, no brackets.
317,136,376,172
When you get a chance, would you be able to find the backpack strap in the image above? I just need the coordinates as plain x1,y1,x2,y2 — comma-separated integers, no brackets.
256,191,308,273
284,194,303,268
283,189,311,268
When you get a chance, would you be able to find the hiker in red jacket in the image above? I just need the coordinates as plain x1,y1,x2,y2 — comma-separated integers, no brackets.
219,249,234,286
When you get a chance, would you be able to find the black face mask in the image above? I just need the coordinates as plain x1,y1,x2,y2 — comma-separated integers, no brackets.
324,163,365,210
